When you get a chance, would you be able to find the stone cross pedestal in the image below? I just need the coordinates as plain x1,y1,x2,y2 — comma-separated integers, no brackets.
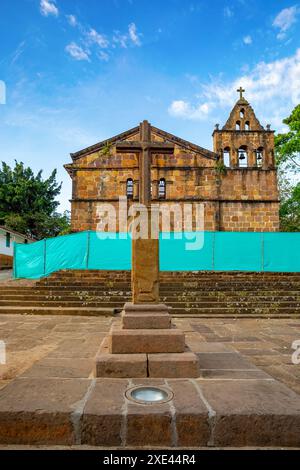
95,121,200,378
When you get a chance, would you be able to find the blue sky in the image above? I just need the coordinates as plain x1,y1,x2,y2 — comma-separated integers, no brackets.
0,0,300,211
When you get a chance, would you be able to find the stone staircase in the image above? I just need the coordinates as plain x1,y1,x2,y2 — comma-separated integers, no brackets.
0,270,300,317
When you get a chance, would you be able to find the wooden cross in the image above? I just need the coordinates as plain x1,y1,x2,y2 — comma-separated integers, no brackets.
237,86,245,99
116,120,174,205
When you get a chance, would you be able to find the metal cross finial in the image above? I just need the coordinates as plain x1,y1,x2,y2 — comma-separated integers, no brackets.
237,86,245,99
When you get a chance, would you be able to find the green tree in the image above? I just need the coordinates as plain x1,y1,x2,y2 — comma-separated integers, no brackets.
0,161,70,239
275,104,300,172
279,182,300,232
275,105,300,231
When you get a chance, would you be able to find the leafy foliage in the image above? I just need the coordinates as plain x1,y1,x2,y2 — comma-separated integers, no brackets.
215,159,227,175
0,161,70,239
279,182,300,232
275,104,300,172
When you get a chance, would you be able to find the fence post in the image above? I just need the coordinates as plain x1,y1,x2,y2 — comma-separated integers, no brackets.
86,231,91,270
261,232,264,272
13,242,16,279
43,239,47,275
212,231,215,271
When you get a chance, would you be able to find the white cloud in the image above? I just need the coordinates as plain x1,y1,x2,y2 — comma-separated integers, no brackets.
113,31,128,48
273,6,299,40
98,51,109,62
40,0,58,17
66,14,77,27
243,35,252,45
128,23,141,46
168,48,300,129
168,100,212,120
87,28,109,48
224,6,233,18
113,23,142,49
65,42,90,61
10,40,26,65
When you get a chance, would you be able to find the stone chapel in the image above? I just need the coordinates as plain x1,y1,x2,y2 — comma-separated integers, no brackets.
64,88,279,232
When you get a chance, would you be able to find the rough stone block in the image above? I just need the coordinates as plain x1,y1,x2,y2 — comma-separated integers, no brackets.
168,380,210,446
123,302,170,314
148,352,200,378
198,379,300,447
122,312,171,329
0,378,91,445
108,326,185,354
126,378,173,447
81,379,128,446
95,353,147,378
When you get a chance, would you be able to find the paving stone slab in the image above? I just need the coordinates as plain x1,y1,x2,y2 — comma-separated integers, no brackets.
0,377,91,445
197,352,260,371
20,358,94,379
197,379,300,447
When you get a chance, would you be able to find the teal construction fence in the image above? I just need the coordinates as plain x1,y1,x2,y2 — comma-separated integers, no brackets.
13,231,300,279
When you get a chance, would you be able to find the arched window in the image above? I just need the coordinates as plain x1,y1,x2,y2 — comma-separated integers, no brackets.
238,146,248,168
236,121,241,130
256,148,263,167
126,178,133,199
240,109,244,119
245,121,250,131
223,147,230,167
158,178,166,199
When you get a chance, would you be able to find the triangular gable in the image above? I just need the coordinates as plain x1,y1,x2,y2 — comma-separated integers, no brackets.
69,123,218,163
223,98,264,131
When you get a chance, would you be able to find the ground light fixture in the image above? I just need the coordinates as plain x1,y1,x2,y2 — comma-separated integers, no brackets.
125,385,173,405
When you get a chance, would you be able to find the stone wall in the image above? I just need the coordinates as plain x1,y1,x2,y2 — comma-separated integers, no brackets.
67,117,280,233
219,202,280,231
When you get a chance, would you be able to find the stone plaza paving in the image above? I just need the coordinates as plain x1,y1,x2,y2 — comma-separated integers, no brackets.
0,314,300,448
1,315,299,394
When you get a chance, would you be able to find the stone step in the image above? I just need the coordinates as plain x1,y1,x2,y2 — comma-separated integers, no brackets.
0,306,115,316
0,295,131,302
41,280,300,286
43,269,300,278
170,306,300,315
1,375,300,447
95,353,148,378
0,300,125,307
0,297,300,313
2,292,300,300
166,301,300,308
148,352,200,378
95,352,199,378
109,326,186,354
122,312,171,329
2,285,300,294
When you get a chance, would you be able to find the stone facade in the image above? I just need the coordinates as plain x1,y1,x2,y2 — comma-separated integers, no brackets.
65,92,279,232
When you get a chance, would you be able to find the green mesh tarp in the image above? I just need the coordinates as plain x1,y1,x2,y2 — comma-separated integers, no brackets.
45,232,88,275
14,231,300,279
263,232,300,272
87,232,131,270
214,232,263,271
14,239,45,279
160,232,213,271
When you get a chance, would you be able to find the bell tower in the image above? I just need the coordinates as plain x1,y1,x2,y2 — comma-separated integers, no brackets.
213,87,275,170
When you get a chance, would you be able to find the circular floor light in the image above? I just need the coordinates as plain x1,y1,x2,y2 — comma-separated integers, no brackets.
125,385,173,405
